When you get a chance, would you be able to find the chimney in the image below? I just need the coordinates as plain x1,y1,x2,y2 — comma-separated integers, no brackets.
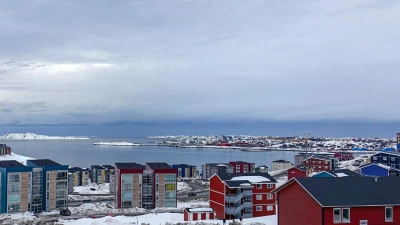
375,177,378,182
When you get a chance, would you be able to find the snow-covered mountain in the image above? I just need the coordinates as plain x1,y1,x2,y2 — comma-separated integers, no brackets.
0,133,89,140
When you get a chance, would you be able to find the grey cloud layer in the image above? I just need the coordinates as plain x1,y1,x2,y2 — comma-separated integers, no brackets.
0,0,399,125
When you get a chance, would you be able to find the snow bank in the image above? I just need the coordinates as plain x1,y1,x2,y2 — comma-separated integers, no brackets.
73,183,111,194
0,132,89,140
177,182,192,193
230,176,270,183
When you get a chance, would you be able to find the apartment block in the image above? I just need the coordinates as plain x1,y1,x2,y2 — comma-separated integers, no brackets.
114,162,177,210
271,160,294,171
0,144,12,156
202,161,255,179
68,167,90,193
26,159,69,213
229,161,255,173
0,160,32,213
172,164,196,178
90,165,114,184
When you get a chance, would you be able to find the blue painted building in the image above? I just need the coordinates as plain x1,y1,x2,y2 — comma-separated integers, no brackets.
172,164,196,178
360,163,400,177
26,159,68,213
0,160,32,213
370,152,400,170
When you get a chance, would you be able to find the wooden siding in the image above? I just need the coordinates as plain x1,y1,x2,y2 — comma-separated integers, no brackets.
324,206,400,225
48,171,57,210
132,174,141,207
20,172,30,212
158,174,165,207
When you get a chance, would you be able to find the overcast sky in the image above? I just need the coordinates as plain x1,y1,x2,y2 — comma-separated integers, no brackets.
1,1,400,136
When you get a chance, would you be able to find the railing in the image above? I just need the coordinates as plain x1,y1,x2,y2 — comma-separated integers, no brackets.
243,201,252,207
243,190,252,196
225,192,244,203
225,203,244,215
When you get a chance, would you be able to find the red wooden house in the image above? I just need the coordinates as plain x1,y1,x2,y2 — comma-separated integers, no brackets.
184,208,215,221
209,172,277,219
333,152,355,161
302,155,339,172
273,177,400,225
287,165,307,180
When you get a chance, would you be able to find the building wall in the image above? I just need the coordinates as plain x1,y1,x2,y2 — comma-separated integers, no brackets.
360,165,389,177
271,162,293,171
20,172,30,212
303,158,331,172
371,153,400,169
209,175,225,219
323,206,400,225
277,181,322,225
288,168,306,180
252,183,276,217
47,171,57,211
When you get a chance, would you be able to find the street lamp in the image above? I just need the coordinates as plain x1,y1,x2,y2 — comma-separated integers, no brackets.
135,207,139,225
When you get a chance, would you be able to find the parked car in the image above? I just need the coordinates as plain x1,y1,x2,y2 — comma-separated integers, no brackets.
188,192,196,197
60,208,71,216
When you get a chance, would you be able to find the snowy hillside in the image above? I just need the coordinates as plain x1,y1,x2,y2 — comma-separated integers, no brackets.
0,133,89,140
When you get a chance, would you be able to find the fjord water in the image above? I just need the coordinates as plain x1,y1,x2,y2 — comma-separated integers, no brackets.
2,137,298,170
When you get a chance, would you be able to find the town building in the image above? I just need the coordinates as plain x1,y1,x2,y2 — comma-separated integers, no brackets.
26,159,69,213
254,165,269,173
271,160,293,171
202,163,233,180
294,152,334,166
114,162,177,210
273,177,400,225
68,167,90,193
202,161,255,179
229,161,255,173
370,152,400,169
0,160,32,213
184,207,215,221
90,165,114,184
172,164,196,178
333,152,355,161
209,172,277,219
302,155,339,173
0,144,12,156
360,163,400,177
287,165,307,180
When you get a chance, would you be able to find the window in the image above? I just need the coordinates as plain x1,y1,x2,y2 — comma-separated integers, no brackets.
318,166,321,169
165,200,176,207
267,205,273,211
165,174,175,182
8,174,20,182
122,192,132,200
325,161,328,164
165,183,176,191
56,171,67,180
267,194,273,200
56,181,67,189
256,206,262,211
325,166,328,169
8,183,20,193
56,200,66,208
318,161,321,164
342,208,350,222
122,174,132,183
122,183,132,191
373,157,377,160
383,157,387,161
385,207,393,222
56,190,67,199
360,220,368,225
392,157,395,161
334,208,341,222
267,184,273,188
256,184,262,189
256,195,262,200
122,201,132,208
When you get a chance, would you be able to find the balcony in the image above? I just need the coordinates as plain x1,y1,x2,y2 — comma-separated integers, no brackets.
225,203,244,215
225,192,243,203
243,201,252,207
243,190,252,196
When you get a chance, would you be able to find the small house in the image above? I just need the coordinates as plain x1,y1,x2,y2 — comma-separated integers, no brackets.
360,163,400,177
184,207,215,221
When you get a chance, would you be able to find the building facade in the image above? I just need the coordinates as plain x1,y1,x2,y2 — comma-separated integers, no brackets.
271,160,293,171
114,162,177,210
273,177,400,225
90,165,114,184
333,152,355,161
172,164,196,178
202,163,233,180
0,144,11,156
209,173,277,219
0,160,32,213
27,159,69,213
370,152,400,170
302,155,339,172
68,167,90,193
229,161,255,173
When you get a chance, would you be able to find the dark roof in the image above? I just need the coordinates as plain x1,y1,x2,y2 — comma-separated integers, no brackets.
290,177,400,207
318,169,361,178
91,165,103,169
115,163,144,169
28,159,61,167
216,172,277,183
0,160,26,168
292,165,307,171
206,163,233,167
172,164,196,167
272,160,291,163
102,165,115,169
225,180,254,188
371,152,400,157
229,161,253,164
359,163,399,171
146,162,171,169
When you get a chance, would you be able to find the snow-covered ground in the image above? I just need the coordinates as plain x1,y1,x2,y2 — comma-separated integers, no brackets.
61,213,276,225
177,181,192,193
73,183,110,194
0,132,89,140
0,152,35,165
